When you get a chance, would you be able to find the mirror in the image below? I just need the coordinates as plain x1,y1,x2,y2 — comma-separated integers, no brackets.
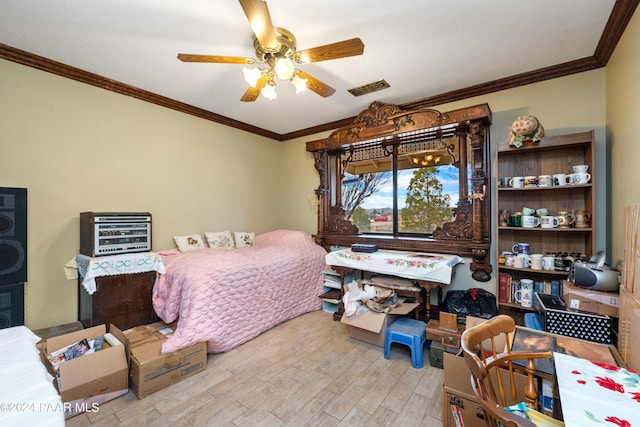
306,101,492,281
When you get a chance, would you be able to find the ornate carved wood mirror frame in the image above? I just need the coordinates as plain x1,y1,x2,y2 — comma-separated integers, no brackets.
306,101,493,281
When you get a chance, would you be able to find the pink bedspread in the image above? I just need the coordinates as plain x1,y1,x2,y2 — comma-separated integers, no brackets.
153,229,327,353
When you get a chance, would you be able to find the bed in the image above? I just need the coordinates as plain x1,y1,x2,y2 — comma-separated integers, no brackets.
152,229,327,354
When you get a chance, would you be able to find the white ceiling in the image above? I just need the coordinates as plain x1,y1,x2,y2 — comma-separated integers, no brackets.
0,0,620,137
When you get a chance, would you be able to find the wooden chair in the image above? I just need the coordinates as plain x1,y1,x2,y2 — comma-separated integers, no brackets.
460,315,556,427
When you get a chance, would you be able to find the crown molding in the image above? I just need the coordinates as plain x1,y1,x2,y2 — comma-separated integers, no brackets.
1,0,637,141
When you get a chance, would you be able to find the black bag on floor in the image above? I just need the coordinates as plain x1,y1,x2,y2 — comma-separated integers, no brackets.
441,288,497,324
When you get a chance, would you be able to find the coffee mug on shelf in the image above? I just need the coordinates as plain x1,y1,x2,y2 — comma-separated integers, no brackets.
499,177,512,188
529,254,543,270
538,175,552,187
522,215,541,228
504,254,516,266
522,206,535,216
515,279,534,308
536,208,550,217
569,172,591,184
542,255,555,270
510,176,525,188
514,254,530,268
524,176,538,188
572,164,589,173
552,173,570,186
540,215,559,228
507,213,523,227
512,242,530,254
557,211,576,228
574,210,591,228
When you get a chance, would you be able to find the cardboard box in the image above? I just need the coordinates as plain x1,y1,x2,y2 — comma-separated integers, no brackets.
562,280,619,317
39,324,129,418
125,321,207,399
340,300,419,347
442,352,536,427
442,352,486,427
618,285,640,371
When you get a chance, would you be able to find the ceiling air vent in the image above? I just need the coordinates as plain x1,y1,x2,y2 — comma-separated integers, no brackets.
347,79,390,97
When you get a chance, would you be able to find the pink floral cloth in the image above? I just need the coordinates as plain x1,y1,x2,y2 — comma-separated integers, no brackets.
554,352,640,427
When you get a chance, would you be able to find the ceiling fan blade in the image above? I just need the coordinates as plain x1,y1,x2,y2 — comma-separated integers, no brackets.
178,54,255,64
295,71,336,97
238,0,278,50
241,76,269,102
294,38,364,63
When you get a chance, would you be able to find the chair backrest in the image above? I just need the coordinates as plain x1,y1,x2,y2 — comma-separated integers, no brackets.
460,314,553,427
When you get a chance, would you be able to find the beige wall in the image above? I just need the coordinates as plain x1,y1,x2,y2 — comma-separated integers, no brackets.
1,60,282,329
3,8,637,328
606,8,640,264
283,69,607,297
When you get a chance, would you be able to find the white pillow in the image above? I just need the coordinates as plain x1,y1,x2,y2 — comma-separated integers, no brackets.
205,231,235,250
234,232,255,248
173,234,206,252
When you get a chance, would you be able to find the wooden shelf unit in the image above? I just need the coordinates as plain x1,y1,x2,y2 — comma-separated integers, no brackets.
496,131,595,310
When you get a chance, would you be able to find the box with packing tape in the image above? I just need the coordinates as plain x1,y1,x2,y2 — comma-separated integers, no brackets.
39,324,129,419
124,321,207,399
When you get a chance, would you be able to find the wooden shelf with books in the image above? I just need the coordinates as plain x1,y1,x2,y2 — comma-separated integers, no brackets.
496,130,595,322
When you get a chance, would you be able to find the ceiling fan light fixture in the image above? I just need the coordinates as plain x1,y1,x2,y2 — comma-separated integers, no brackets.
243,66,262,87
291,74,307,93
274,57,294,80
260,81,277,101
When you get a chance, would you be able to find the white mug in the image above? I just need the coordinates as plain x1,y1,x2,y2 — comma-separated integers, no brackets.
522,215,540,228
529,254,543,270
538,175,552,187
514,254,530,268
515,282,534,308
510,176,525,188
540,216,559,228
542,256,555,270
569,172,591,184
552,173,570,186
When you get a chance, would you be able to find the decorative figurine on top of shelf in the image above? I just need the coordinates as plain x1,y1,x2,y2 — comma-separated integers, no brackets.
509,115,545,148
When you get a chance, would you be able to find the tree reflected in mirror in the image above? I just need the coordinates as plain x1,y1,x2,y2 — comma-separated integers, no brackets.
306,101,493,281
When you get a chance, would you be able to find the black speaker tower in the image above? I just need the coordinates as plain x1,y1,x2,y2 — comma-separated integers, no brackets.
0,187,27,328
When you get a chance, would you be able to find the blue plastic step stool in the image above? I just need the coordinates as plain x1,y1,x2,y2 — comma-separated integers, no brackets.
384,317,427,368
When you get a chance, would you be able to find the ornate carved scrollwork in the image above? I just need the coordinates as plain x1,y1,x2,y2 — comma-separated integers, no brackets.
356,101,402,127
432,201,473,240
328,205,359,235
471,248,493,282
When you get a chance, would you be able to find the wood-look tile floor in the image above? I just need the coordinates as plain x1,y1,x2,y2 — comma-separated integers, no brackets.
66,310,444,426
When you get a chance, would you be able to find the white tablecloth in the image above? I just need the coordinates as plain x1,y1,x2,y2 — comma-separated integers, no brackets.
325,249,463,284
76,252,165,295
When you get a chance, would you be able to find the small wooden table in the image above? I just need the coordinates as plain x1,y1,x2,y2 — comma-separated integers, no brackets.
325,249,463,321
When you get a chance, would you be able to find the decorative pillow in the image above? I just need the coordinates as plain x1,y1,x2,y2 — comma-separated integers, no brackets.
205,231,235,250
173,234,206,252
234,232,255,248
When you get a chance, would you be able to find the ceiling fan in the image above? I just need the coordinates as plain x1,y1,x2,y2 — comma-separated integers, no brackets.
177,0,365,102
